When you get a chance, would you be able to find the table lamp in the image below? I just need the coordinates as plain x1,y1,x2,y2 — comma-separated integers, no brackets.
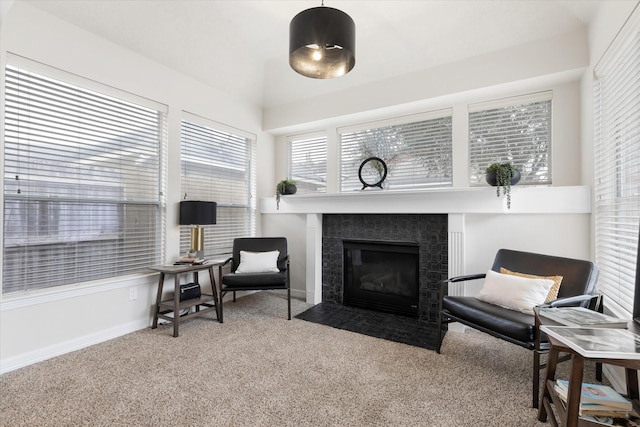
179,201,217,259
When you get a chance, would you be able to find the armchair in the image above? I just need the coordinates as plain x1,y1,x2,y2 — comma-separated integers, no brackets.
218,237,291,322
436,249,600,408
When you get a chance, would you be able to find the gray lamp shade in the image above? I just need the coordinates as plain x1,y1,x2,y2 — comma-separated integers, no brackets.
179,201,217,225
289,6,355,79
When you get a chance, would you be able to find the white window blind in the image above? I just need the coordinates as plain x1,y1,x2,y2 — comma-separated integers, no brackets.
594,6,640,315
338,111,453,192
469,92,552,185
3,63,167,294
287,132,327,194
180,115,256,259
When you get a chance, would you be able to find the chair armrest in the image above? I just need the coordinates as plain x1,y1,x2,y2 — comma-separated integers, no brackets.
221,256,233,267
438,273,487,314
442,273,487,283
539,294,600,309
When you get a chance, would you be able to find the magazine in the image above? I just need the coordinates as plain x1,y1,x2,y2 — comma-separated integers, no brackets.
539,307,629,328
555,380,632,410
540,326,640,359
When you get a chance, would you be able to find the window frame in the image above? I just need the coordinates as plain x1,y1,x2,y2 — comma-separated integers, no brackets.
287,131,328,194
468,91,553,186
179,112,256,259
593,7,640,317
337,110,453,192
3,56,168,295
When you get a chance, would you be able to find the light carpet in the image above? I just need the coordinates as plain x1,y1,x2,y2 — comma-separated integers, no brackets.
0,291,600,426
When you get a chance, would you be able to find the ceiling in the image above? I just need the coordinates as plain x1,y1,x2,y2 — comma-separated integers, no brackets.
20,0,603,109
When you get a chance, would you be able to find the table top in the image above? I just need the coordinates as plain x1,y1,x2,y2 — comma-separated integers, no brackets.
535,307,640,367
149,258,227,274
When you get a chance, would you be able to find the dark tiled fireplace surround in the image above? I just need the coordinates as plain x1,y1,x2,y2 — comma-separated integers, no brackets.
321,214,448,329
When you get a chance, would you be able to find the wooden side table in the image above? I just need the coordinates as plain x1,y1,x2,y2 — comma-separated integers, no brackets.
537,323,640,427
150,262,221,337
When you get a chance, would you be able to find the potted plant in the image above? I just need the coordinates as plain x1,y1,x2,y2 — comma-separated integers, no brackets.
276,179,297,209
486,163,520,209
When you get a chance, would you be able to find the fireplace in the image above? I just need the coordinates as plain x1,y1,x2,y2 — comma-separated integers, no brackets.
322,213,448,328
343,240,419,318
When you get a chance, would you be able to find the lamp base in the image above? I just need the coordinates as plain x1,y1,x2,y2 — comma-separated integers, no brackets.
189,225,205,259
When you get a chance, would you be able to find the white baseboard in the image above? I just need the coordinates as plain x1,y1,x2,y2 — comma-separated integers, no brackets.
0,319,149,375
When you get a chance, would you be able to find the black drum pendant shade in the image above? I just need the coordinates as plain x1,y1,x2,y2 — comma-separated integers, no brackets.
289,6,355,79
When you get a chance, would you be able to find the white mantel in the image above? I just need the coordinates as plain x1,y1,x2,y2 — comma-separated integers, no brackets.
260,186,592,304
261,186,591,215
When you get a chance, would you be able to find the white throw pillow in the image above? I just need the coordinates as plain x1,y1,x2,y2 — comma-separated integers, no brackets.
477,270,555,314
235,250,280,274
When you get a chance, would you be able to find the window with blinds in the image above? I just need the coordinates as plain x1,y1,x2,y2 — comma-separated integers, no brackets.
468,92,552,185
3,63,167,294
288,133,327,194
180,116,256,259
594,7,640,316
338,111,452,192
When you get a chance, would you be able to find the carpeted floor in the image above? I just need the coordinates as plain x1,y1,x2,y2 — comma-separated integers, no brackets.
0,291,603,426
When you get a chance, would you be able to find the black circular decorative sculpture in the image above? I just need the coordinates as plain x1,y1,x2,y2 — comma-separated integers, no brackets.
358,157,387,190
289,5,356,79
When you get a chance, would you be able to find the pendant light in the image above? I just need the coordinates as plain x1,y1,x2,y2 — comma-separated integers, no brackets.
289,2,356,79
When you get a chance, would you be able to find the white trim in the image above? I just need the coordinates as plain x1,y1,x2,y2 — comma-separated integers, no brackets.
285,130,327,142
0,272,157,311
6,52,168,113
261,186,591,215
337,108,452,134
467,90,552,112
0,318,150,374
181,110,256,141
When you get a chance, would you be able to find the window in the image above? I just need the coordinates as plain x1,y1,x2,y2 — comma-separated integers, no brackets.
180,114,256,258
338,111,452,192
594,7,640,316
3,61,167,294
288,132,327,194
469,92,552,185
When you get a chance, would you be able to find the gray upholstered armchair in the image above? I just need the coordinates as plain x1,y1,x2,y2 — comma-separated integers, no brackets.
437,249,601,408
218,237,291,322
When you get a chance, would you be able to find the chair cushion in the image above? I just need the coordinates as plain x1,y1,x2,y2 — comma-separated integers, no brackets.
222,271,287,289
443,296,536,344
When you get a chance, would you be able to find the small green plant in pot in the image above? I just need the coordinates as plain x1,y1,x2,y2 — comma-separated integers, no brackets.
486,163,520,209
276,179,296,209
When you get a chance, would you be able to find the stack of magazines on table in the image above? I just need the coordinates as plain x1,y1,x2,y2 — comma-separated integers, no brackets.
553,380,638,425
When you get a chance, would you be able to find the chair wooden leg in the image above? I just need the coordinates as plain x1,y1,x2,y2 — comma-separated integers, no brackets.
233,291,236,302
287,287,291,320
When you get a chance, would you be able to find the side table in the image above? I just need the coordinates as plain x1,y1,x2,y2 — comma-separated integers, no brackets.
150,262,222,337
537,320,640,427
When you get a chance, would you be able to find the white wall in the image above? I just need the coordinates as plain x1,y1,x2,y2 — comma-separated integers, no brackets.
269,76,588,298
0,2,274,373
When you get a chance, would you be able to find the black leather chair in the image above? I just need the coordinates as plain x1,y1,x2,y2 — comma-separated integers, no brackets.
436,249,601,408
218,237,291,322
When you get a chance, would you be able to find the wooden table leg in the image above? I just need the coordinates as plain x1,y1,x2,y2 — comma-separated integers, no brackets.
538,346,560,422
173,273,180,337
626,368,639,400
151,272,165,329
208,266,221,322
565,354,585,427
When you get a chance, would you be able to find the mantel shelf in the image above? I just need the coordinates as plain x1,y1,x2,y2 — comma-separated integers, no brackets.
260,186,591,215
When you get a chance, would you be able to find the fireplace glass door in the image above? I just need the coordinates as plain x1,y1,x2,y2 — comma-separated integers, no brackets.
343,240,419,318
